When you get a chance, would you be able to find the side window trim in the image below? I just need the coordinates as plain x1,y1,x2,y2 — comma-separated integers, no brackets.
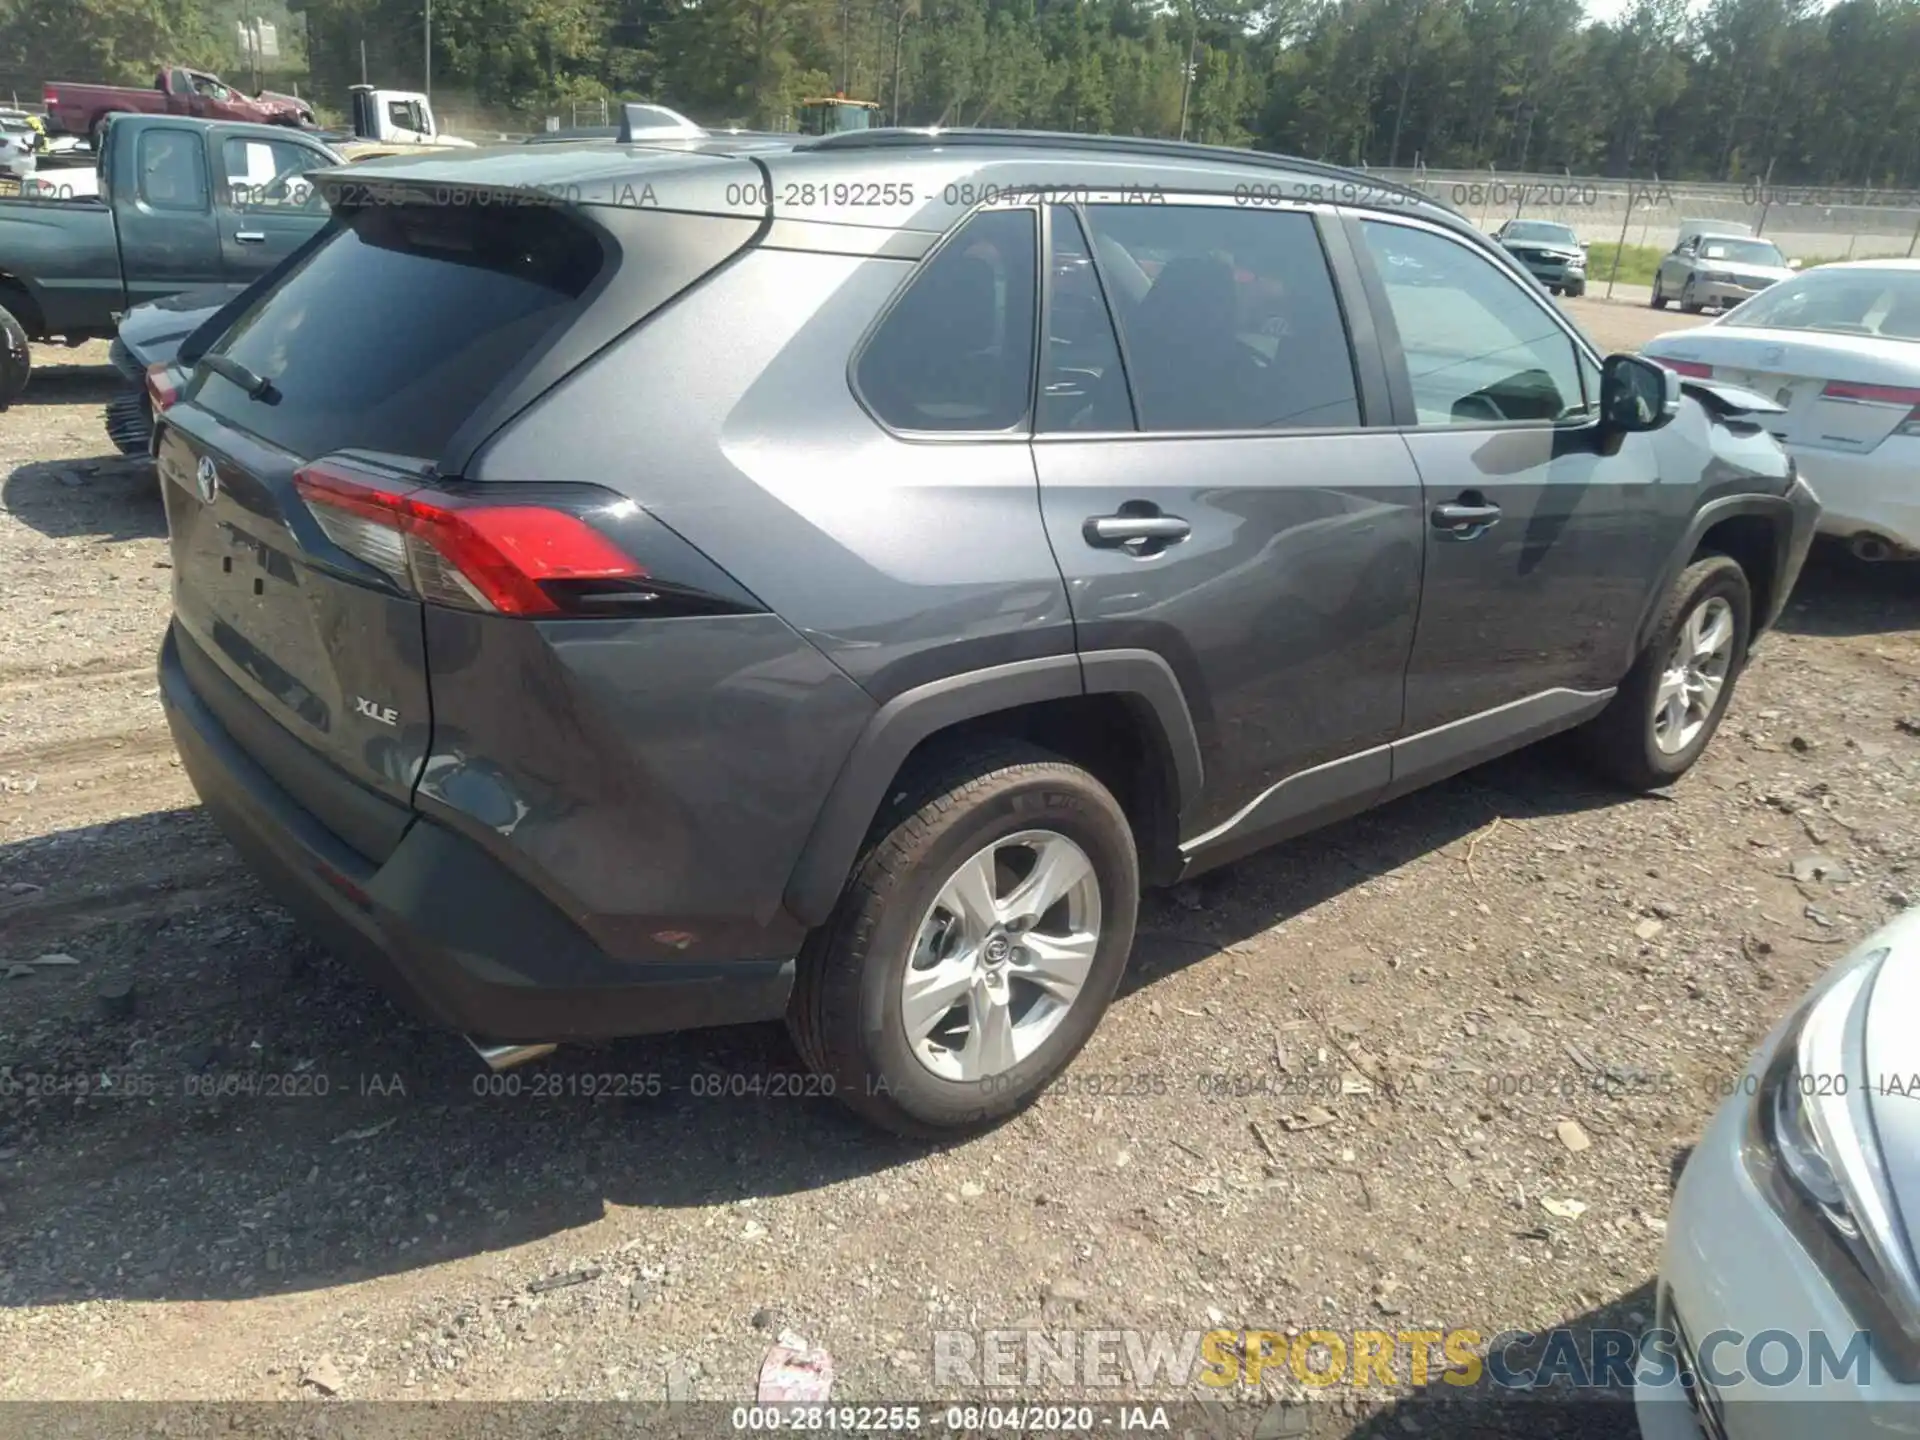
1040,201,1139,434
846,202,1042,441
1344,208,1602,432
1037,195,1370,442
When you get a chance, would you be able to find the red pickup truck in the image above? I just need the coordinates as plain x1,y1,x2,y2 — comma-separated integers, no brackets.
44,67,316,146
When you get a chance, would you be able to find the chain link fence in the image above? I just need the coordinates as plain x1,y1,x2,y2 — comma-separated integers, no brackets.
1371,165,1920,266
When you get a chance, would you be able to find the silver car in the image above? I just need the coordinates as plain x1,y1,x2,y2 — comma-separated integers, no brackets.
1637,906,1920,1439
1490,218,1588,296
1653,231,1798,313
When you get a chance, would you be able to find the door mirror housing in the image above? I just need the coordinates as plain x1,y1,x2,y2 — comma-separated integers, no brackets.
1600,353,1681,433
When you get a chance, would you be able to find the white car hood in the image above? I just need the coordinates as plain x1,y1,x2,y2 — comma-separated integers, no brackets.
1865,928,1920,1264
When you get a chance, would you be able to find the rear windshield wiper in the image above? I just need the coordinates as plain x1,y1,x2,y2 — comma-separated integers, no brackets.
201,354,280,404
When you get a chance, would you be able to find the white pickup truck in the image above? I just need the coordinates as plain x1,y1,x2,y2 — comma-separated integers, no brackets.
333,85,476,157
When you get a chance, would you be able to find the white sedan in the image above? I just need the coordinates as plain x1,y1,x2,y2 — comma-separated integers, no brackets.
1637,906,1920,1439
1642,259,1920,561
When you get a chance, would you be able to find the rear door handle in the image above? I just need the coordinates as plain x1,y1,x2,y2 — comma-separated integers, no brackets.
1431,500,1502,538
1085,513,1192,549
234,230,266,243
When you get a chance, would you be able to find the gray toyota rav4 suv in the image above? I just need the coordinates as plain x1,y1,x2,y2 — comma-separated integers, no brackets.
153,129,1819,1135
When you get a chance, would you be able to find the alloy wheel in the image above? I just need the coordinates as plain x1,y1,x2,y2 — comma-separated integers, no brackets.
901,830,1103,1082
1652,595,1735,754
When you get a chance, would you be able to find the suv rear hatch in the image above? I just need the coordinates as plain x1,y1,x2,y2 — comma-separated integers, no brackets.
158,165,765,863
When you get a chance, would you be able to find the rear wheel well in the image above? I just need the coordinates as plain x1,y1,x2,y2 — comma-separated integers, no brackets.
0,274,45,339
877,695,1184,887
1694,515,1778,646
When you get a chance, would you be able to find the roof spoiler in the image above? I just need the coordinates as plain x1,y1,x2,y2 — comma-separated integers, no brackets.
1679,377,1786,419
617,103,706,143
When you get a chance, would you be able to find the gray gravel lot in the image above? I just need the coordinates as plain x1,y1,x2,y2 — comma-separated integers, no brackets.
3,317,1919,1435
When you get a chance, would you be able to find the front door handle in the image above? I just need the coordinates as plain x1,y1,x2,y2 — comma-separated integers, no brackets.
1084,511,1192,555
234,230,266,243
1431,499,1502,539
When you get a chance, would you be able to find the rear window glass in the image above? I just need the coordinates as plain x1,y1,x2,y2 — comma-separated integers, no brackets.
190,203,603,460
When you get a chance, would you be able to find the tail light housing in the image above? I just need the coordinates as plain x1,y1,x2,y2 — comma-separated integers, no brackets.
292,458,758,619
145,362,181,411
1659,358,1714,379
1822,380,1920,438
41,86,54,108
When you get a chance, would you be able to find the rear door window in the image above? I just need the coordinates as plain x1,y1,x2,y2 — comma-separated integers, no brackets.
137,128,209,212
1078,203,1361,432
854,207,1038,433
189,203,604,460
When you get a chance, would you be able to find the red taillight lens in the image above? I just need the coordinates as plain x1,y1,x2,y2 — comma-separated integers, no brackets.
1822,380,1920,437
42,87,54,107
145,362,180,411
1659,358,1714,379
293,460,645,616
1820,380,1920,407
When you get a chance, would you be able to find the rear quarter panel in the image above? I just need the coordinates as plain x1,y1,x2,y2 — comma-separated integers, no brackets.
472,243,1078,704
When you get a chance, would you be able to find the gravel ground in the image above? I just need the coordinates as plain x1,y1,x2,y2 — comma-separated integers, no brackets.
4,309,1919,1435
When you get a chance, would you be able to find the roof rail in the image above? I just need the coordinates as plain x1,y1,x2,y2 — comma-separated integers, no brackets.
795,127,1447,213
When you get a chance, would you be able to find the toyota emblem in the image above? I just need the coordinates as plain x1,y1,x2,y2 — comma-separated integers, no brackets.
194,455,219,504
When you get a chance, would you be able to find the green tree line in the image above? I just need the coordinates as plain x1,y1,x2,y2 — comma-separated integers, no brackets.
6,0,1919,185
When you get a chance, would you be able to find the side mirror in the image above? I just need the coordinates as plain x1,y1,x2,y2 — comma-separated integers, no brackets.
1600,353,1682,433
1788,258,1803,270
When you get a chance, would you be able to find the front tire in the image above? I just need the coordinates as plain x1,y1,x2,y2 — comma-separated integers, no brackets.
789,743,1139,1137
1680,278,1703,314
1579,554,1751,790
1649,276,1668,309
0,302,30,408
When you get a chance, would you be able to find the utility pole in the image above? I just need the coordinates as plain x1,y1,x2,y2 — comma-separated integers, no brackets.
891,0,907,125
424,0,432,98
1176,6,1196,142
840,0,851,94
360,38,369,86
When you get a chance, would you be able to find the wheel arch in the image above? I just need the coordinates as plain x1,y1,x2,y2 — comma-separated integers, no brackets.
0,271,48,339
1634,493,1795,663
782,650,1203,926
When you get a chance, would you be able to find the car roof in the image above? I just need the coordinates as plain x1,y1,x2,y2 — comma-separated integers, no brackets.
336,126,1466,241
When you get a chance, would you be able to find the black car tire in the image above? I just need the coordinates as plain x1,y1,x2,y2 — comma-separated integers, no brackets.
1680,278,1703,314
1579,554,1751,791
1565,281,1586,297
1649,276,1668,309
0,301,30,409
789,742,1139,1138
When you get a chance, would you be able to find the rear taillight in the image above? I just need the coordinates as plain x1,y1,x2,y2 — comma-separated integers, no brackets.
293,459,646,616
1821,380,1920,437
41,87,54,108
1659,358,1714,379
145,362,180,411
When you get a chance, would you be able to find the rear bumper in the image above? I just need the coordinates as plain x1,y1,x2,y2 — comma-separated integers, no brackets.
159,623,794,1043
1791,442,1920,553
1693,281,1774,309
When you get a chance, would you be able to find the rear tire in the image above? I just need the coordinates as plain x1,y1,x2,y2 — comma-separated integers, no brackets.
1649,277,1668,309
1680,278,1703,314
0,302,30,409
789,742,1139,1138
1579,554,1751,791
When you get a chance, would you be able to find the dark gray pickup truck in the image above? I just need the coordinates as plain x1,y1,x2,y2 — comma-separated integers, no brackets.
0,113,338,403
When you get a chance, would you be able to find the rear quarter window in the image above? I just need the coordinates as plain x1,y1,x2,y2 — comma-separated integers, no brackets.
188,203,604,461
